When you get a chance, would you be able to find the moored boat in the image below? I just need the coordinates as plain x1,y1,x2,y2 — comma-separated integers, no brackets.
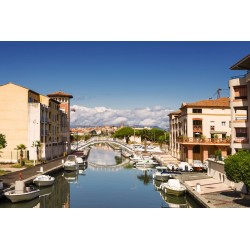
160,179,186,196
63,155,79,171
33,175,55,187
4,180,40,203
153,166,173,182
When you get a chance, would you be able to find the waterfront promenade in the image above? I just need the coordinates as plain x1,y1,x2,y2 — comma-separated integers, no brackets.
0,156,65,196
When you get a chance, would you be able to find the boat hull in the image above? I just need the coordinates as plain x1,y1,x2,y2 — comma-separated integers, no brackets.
33,179,55,187
64,164,79,171
161,183,186,196
163,187,186,196
153,173,171,182
4,190,40,203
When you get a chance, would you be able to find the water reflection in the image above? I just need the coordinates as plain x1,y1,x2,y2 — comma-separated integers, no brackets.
0,146,202,208
136,169,153,185
0,171,70,208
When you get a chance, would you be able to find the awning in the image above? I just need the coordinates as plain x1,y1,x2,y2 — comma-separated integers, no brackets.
210,131,227,134
230,54,250,70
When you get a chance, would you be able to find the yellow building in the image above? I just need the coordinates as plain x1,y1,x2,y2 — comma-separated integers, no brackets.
0,82,72,162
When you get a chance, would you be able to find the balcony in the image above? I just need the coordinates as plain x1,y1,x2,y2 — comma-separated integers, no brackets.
233,137,249,143
176,136,231,145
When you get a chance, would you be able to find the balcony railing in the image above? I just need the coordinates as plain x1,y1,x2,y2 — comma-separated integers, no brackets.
176,137,231,144
233,137,249,143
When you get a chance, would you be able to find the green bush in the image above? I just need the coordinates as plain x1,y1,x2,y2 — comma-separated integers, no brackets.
224,150,250,193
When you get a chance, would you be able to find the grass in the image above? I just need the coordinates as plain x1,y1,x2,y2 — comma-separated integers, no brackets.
0,170,11,176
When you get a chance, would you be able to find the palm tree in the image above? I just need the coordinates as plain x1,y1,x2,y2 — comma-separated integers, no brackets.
16,144,26,166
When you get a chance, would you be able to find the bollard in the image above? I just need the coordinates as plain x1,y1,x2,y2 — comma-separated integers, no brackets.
40,166,44,173
0,181,3,190
62,159,64,164
196,183,201,193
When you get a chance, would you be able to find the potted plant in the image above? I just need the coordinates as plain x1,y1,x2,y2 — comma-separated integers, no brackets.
215,149,222,161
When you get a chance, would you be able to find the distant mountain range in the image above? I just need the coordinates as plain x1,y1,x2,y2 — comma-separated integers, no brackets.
70,124,168,130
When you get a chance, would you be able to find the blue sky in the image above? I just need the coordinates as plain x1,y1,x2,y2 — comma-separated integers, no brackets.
1,41,250,128
0,41,249,110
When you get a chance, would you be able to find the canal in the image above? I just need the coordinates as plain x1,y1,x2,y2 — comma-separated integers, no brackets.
0,145,201,208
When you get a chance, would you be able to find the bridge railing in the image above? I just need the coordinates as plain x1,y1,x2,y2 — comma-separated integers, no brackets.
81,136,134,152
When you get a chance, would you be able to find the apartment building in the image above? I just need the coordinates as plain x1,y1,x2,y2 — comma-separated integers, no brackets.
229,54,250,154
0,82,72,162
169,98,231,164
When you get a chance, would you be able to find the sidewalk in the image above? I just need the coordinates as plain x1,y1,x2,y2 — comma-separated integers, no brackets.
176,172,250,208
0,156,66,196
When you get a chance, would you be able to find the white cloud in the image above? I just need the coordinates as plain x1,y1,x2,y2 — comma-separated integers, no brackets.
70,105,174,129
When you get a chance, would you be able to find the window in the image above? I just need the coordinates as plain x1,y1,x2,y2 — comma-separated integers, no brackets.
234,86,248,99
235,128,247,137
222,121,226,126
193,109,202,113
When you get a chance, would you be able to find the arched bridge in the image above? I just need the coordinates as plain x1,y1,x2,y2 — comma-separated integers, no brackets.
78,137,134,153
87,158,130,168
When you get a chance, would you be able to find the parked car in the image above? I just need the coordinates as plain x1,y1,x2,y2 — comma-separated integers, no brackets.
192,160,206,172
167,163,179,171
178,162,193,172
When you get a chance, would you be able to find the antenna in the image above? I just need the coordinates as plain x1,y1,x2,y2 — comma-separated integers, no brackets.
217,88,222,99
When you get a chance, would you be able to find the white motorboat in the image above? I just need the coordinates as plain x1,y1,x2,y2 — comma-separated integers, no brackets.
33,175,55,187
4,180,40,203
160,179,186,196
76,156,87,165
135,159,158,168
63,155,79,171
153,166,172,182
130,154,144,162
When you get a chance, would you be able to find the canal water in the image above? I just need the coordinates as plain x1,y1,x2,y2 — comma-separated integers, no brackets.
0,146,201,208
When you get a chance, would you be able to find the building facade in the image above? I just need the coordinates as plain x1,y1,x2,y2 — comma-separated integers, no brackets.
229,54,250,154
0,82,72,162
169,98,231,164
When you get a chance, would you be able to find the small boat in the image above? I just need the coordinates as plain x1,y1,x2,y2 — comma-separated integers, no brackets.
33,175,55,187
63,155,79,171
160,179,186,196
4,180,40,203
135,159,158,168
153,166,173,182
76,156,87,165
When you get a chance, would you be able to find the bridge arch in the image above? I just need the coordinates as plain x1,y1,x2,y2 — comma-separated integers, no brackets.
78,137,134,154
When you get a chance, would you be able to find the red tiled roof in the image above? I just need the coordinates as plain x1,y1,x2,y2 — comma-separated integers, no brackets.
168,110,181,116
47,91,73,98
182,97,230,108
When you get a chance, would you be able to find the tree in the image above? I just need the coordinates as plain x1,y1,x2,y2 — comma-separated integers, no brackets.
224,150,250,193
113,127,134,139
0,133,7,149
16,144,27,166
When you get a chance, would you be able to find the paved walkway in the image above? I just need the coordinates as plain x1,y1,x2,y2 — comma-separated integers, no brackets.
175,172,250,208
0,157,65,194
